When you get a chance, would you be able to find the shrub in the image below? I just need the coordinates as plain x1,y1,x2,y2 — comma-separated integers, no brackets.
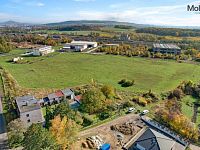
142,90,159,102
118,79,135,87
123,101,135,108
138,97,148,106
168,88,184,100
118,79,126,84
98,111,111,120
133,96,148,106
121,81,133,87
82,115,94,127
173,88,183,99
101,85,115,98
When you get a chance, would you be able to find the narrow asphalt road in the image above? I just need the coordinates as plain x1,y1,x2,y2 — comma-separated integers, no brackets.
0,96,8,150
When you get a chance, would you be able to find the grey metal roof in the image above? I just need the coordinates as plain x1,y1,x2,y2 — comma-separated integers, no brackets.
61,89,74,96
71,41,97,45
153,44,181,50
128,128,185,150
16,95,41,113
48,93,57,99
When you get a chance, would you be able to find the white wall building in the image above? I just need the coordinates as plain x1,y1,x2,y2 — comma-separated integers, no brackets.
63,41,98,52
32,46,54,56
16,95,45,127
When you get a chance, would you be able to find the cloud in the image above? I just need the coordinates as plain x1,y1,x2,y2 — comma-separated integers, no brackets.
75,2,200,26
3,0,200,26
36,2,45,7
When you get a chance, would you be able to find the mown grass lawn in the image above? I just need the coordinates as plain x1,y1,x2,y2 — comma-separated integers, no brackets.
1,49,200,94
181,95,200,125
181,96,196,119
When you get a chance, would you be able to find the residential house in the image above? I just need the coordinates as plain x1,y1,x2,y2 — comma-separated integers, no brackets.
124,127,186,150
16,95,45,126
153,43,181,55
47,90,64,104
75,95,82,104
61,89,75,100
32,46,54,56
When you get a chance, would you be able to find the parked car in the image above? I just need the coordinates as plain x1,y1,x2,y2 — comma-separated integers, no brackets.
128,107,135,113
142,110,149,115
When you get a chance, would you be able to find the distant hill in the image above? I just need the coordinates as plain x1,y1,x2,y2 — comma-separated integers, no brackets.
0,21,33,27
45,20,150,28
1,20,200,29
45,20,200,29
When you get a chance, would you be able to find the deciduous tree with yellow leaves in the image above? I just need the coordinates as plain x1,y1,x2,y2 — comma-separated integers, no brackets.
50,115,78,150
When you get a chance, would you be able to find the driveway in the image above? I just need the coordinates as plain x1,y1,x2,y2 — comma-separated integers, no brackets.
0,96,8,150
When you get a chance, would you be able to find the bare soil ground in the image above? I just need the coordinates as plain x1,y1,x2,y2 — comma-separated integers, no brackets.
75,113,145,150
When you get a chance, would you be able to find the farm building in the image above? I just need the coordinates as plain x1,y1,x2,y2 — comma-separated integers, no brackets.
32,46,54,56
153,43,181,55
15,95,45,126
62,40,98,52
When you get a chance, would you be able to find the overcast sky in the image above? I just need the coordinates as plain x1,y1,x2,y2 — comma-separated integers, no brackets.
0,0,200,26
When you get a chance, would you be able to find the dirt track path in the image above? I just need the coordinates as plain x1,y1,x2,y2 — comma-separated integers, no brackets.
79,113,140,137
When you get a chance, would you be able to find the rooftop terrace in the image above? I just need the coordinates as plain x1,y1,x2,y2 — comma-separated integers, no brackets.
16,95,41,113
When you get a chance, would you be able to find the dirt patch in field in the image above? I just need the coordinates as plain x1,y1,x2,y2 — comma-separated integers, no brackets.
76,114,145,150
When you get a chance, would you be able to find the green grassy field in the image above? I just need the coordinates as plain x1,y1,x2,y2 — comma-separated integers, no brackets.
100,26,135,33
181,96,200,125
1,49,200,93
32,30,104,35
181,96,196,119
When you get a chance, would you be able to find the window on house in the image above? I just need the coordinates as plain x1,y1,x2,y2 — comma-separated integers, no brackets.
26,114,29,117
27,119,30,123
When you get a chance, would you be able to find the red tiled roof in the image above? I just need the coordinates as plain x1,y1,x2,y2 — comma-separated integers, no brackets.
75,95,82,101
55,90,64,97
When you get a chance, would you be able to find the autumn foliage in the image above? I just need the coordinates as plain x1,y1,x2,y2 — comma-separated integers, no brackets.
50,115,78,150
155,99,198,141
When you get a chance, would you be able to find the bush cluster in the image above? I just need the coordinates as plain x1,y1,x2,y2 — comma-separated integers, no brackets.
118,79,135,87
132,96,148,106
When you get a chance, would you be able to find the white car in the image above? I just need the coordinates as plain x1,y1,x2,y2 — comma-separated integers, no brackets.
142,110,149,115
128,107,135,113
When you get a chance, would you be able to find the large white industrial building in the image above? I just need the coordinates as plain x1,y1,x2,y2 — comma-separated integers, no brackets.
63,41,98,52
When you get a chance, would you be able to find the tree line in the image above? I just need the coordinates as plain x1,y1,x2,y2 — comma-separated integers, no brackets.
136,27,200,37
0,37,12,53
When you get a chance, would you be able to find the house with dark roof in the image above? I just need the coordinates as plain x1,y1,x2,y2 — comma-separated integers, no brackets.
124,128,186,150
16,95,45,126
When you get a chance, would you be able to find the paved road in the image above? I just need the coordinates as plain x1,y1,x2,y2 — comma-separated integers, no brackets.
0,96,8,150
